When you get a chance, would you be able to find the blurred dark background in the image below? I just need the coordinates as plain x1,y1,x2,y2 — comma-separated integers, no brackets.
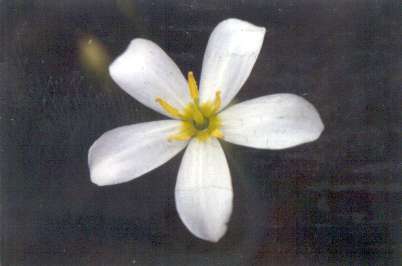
1,0,401,265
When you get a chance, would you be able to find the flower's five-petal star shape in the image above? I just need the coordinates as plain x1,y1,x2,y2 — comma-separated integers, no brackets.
88,18,324,242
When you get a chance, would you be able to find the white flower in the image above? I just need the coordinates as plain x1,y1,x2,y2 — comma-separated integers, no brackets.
88,18,324,242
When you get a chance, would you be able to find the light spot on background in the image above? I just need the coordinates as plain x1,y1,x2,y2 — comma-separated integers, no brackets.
78,35,111,80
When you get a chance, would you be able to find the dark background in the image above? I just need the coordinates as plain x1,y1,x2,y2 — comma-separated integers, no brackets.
1,0,401,265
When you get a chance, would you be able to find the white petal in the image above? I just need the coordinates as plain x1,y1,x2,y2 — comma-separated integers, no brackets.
175,138,233,242
109,39,191,118
88,120,188,186
199,18,266,110
220,94,324,149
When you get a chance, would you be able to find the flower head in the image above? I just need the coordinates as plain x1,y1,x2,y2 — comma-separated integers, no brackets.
155,71,224,141
88,18,324,242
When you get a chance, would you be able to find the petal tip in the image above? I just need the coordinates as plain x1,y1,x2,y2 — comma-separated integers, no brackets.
202,228,228,243
218,18,266,38
108,38,157,81
314,116,325,140
186,220,228,243
89,164,114,186
220,18,264,29
90,174,109,187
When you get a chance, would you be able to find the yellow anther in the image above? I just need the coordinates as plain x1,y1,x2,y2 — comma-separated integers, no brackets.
210,128,224,139
195,130,210,141
160,70,223,142
187,71,199,101
212,91,221,113
168,121,195,141
200,90,222,117
191,104,205,126
168,132,193,142
155,97,182,119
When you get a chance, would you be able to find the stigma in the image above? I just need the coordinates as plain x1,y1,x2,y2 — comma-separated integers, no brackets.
156,71,223,142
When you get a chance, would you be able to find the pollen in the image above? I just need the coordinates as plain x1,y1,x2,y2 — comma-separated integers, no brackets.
156,71,223,142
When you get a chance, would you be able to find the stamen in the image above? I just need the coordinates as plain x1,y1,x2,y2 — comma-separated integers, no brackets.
196,130,210,141
187,71,199,101
168,121,195,141
191,104,205,126
211,128,224,139
161,71,223,142
199,90,222,118
211,91,221,113
155,97,182,119
168,132,193,142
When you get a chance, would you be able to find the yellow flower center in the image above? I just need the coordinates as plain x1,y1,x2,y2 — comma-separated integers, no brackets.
156,71,223,142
